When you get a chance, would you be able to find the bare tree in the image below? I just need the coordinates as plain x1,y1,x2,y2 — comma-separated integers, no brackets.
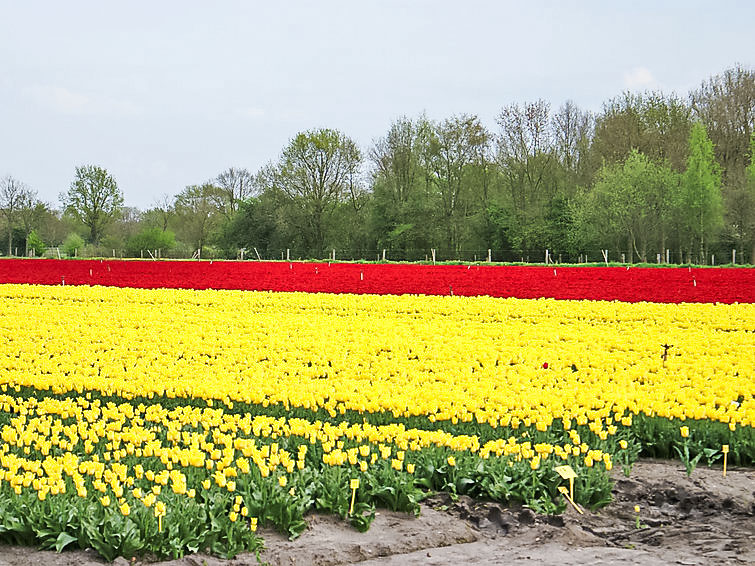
214,167,255,220
0,176,33,255
592,92,691,174
552,101,593,175
496,100,556,249
425,114,490,253
173,183,221,255
641,92,692,171
691,64,755,186
17,192,47,256
369,115,431,204
691,65,755,260
153,193,174,232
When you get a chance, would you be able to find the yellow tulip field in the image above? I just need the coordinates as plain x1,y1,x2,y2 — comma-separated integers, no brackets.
0,281,752,559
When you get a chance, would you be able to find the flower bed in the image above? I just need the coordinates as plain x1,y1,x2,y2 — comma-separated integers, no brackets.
1,259,753,303
0,283,752,559
0,256,753,560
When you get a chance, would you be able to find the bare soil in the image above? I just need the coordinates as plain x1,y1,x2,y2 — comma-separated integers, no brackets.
0,459,752,566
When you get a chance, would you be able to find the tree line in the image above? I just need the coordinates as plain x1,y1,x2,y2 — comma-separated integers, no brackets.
2,64,754,264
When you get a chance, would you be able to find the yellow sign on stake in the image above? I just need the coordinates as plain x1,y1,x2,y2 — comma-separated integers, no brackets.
555,465,577,501
349,478,360,515
722,445,729,477
554,465,577,479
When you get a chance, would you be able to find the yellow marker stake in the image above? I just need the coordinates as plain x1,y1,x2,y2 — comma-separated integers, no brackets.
349,478,360,515
722,445,729,477
558,486,584,514
158,515,162,532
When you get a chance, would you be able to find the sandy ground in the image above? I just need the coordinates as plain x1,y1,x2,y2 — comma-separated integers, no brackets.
0,459,752,566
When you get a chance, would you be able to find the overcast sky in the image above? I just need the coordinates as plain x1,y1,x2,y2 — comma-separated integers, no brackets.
1,1,752,209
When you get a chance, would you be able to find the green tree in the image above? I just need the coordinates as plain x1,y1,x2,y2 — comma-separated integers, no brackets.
221,194,279,258
63,165,123,244
572,150,679,262
271,129,361,257
35,208,72,251
679,123,723,262
137,193,175,237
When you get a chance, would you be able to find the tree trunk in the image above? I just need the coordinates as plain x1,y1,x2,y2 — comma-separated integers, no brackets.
660,230,666,264
699,209,705,265
627,232,634,264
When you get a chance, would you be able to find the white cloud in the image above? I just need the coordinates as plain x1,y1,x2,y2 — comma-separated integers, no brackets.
622,67,657,91
26,85,141,117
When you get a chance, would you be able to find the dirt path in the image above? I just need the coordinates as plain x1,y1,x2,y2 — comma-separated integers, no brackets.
1,459,752,566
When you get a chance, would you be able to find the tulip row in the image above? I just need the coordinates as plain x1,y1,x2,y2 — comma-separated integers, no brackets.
2,285,752,429
0,391,618,559
1,259,753,303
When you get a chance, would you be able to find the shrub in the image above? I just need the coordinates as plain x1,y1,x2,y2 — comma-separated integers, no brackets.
62,233,86,257
125,228,176,258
